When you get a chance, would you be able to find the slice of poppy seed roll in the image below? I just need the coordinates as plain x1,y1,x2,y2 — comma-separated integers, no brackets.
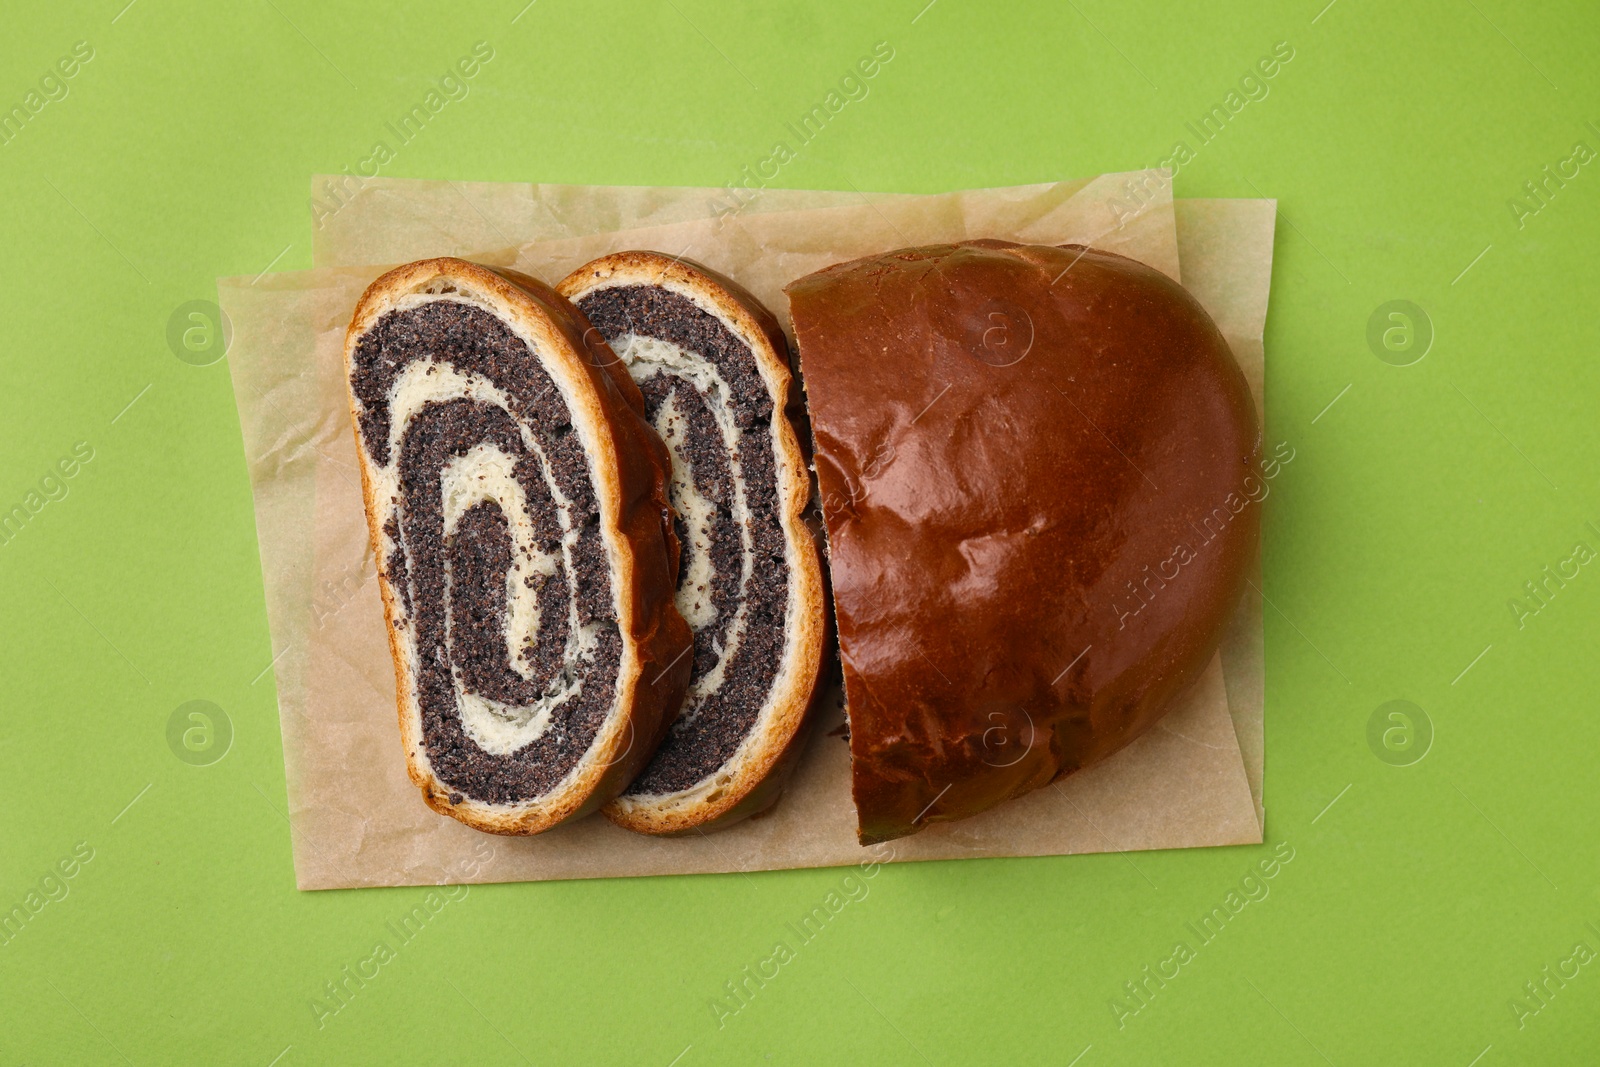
344,257,692,836
558,251,827,835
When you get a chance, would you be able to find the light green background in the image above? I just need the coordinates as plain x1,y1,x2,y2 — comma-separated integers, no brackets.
2,1,1597,1062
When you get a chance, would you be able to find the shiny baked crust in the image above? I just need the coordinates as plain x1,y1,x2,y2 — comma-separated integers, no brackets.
786,241,1261,844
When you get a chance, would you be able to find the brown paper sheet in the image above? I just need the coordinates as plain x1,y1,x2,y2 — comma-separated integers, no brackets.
222,174,1275,889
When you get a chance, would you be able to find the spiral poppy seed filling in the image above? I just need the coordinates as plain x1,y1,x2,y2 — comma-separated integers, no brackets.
349,299,622,805
575,286,789,795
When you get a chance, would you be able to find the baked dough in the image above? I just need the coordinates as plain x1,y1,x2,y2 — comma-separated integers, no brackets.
344,258,691,835
559,252,828,834
787,241,1260,844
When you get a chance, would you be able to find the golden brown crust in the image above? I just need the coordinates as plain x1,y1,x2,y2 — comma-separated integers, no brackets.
786,241,1261,845
343,257,691,836
556,251,829,835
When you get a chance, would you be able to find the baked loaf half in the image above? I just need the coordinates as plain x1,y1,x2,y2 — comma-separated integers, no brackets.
786,241,1260,844
558,252,827,834
344,257,692,835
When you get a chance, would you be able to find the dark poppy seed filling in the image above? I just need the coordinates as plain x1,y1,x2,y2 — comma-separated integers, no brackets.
576,286,790,795
349,299,621,805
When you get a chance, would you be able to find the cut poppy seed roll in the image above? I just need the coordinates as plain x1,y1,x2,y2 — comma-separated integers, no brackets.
344,257,692,836
558,251,828,835
786,241,1260,845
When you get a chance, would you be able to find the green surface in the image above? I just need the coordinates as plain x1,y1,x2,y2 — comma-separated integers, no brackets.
1,0,1597,1062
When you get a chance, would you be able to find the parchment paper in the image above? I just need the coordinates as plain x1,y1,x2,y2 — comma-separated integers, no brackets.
222,173,1276,889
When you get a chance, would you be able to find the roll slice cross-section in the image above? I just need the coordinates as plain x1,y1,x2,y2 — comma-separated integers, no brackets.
344,257,691,835
559,251,827,835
